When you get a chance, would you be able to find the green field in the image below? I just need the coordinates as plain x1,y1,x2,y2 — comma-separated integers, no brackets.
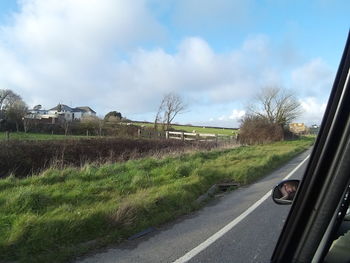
0,132,89,141
135,122,238,135
0,137,314,262
0,122,238,141
0,125,236,141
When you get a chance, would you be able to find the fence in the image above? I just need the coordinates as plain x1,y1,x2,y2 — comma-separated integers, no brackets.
138,129,238,143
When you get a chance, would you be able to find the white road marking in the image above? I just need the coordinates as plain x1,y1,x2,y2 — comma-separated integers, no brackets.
173,154,310,263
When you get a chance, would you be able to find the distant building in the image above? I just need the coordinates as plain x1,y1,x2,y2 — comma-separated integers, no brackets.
27,109,49,120
75,107,96,118
26,103,96,122
289,123,307,134
309,124,320,135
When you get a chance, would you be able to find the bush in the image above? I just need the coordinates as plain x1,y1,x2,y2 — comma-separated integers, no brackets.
239,115,284,144
104,111,122,121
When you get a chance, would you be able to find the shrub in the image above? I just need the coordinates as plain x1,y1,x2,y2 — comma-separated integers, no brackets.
239,115,284,144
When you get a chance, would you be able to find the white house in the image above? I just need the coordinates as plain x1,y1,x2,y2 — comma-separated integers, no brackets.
74,106,97,118
27,104,96,121
48,104,96,121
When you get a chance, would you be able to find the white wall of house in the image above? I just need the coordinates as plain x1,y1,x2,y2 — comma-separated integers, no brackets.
62,112,73,121
73,112,82,120
41,114,57,119
81,111,96,118
48,110,58,115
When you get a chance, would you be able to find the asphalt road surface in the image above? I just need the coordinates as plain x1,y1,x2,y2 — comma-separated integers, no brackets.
76,149,311,263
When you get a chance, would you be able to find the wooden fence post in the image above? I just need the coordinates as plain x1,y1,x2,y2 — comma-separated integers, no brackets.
137,129,141,138
181,132,184,141
215,134,218,144
86,130,89,137
196,133,200,141
166,131,169,139
6,131,10,141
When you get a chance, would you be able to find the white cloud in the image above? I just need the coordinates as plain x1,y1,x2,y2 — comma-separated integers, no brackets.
4,0,163,52
218,115,226,121
291,58,334,96
204,109,245,128
229,109,246,120
0,0,334,125
110,35,288,113
297,97,327,125
0,0,164,110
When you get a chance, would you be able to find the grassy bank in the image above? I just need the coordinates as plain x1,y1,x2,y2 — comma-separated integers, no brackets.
0,137,314,262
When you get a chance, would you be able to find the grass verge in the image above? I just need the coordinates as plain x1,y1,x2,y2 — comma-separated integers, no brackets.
0,137,314,262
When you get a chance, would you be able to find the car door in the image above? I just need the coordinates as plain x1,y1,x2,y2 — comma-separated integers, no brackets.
271,30,350,263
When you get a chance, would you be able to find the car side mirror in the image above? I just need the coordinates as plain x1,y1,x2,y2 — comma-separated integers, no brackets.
272,179,300,205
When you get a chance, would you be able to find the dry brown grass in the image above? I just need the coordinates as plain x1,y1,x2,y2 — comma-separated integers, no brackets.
0,136,240,178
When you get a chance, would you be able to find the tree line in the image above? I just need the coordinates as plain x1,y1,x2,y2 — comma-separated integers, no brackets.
0,86,302,144
0,88,189,135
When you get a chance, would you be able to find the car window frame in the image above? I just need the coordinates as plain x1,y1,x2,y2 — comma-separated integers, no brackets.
271,30,350,263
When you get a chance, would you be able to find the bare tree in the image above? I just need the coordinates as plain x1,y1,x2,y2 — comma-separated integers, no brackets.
23,117,31,133
0,89,21,111
155,93,187,130
62,120,71,136
0,90,12,111
81,115,104,136
247,86,301,127
0,89,27,131
154,96,165,130
6,100,28,132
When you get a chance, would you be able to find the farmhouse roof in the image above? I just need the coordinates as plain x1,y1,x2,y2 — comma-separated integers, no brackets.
49,104,73,112
48,104,96,114
74,106,96,113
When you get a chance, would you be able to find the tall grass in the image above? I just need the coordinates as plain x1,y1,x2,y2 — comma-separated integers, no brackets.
0,138,217,178
0,137,314,262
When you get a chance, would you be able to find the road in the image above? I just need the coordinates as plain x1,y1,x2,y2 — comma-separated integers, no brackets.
76,149,311,263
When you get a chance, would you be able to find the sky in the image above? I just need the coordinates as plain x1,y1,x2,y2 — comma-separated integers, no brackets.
0,0,349,128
